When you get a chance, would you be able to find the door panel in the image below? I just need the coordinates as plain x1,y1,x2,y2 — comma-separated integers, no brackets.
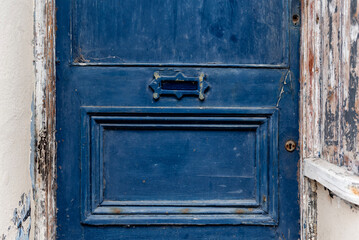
73,0,288,65
103,129,257,201
56,0,300,239
81,108,278,226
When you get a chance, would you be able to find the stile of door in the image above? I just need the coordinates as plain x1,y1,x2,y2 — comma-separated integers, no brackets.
56,0,301,239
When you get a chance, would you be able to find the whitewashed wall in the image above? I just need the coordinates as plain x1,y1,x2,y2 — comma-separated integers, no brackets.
317,184,359,240
0,0,34,239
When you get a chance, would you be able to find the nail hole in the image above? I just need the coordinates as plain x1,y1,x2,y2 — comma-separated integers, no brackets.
292,14,300,25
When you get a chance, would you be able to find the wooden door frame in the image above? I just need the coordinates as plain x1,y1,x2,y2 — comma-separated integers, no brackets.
33,0,316,239
33,0,56,239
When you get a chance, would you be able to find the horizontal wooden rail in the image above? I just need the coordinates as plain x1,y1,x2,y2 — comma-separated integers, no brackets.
304,158,359,206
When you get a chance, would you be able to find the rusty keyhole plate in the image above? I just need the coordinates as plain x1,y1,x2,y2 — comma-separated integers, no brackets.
285,140,296,152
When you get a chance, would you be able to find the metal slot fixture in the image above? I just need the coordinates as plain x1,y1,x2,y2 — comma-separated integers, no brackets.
149,72,210,100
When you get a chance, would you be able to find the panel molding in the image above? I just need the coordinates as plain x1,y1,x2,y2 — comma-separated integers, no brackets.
80,107,279,226
71,62,290,69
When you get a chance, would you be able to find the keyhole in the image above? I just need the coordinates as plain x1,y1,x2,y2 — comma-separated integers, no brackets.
285,140,296,152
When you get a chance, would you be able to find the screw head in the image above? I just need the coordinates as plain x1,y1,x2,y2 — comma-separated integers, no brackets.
153,93,159,100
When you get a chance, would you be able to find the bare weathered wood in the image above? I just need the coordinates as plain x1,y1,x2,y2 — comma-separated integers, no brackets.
300,0,320,238
301,0,359,238
301,0,359,170
302,179,317,240
315,0,359,172
343,0,359,174
34,0,56,239
304,158,359,205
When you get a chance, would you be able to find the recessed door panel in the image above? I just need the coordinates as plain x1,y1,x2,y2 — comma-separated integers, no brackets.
80,108,279,226
104,129,256,201
73,0,288,66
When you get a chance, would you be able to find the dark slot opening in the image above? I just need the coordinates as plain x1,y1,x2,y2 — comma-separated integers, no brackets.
161,80,198,91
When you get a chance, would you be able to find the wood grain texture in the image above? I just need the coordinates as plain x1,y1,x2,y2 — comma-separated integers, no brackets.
300,0,319,238
34,0,56,239
301,0,359,172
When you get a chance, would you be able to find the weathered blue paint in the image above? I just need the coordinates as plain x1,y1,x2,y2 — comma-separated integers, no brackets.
56,0,300,239
12,193,31,240
81,107,278,226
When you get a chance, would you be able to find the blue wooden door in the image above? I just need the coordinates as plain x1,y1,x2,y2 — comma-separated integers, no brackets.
56,1,300,239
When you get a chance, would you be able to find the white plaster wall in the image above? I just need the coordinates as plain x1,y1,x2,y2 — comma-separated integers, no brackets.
0,0,34,239
317,183,359,240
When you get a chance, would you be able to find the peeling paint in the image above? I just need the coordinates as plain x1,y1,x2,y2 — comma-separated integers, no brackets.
2,193,31,240
13,193,31,240
351,186,359,196
33,0,57,239
305,0,359,172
